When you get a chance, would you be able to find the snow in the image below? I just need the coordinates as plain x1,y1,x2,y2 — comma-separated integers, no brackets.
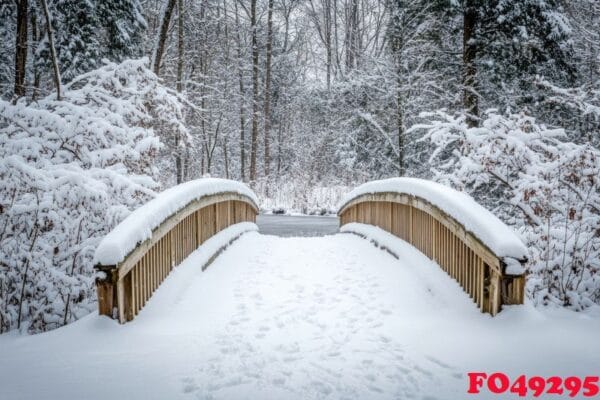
93,178,258,266
1,231,598,400
339,177,528,261
340,222,417,259
503,257,526,275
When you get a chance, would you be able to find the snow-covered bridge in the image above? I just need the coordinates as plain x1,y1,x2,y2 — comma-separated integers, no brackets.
2,178,599,400
94,178,527,323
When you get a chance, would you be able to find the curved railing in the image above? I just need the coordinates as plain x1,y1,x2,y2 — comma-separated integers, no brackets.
94,179,258,323
338,178,528,316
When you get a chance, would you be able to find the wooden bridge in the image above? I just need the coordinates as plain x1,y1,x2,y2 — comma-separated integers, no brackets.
94,178,527,323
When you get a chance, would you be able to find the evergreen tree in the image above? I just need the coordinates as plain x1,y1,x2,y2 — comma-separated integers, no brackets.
36,0,100,82
388,0,574,123
36,0,146,83
477,0,575,107
0,1,16,98
97,0,146,62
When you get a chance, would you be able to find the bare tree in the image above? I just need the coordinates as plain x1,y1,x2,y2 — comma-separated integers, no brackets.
40,0,61,100
463,0,479,127
234,0,247,181
153,0,177,75
263,0,274,177
249,0,259,181
175,0,185,183
308,0,333,90
13,0,28,101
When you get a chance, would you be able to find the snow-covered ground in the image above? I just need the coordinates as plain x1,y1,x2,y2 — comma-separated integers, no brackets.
1,231,598,400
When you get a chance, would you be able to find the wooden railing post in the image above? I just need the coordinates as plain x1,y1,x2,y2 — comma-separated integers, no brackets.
96,268,117,318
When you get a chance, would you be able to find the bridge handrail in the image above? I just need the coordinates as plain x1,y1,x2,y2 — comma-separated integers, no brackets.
94,178,258,323
338,178,528,315
94,178,258,266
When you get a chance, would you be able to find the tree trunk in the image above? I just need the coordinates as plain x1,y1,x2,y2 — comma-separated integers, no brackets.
13,0,28,101
176,0,184,93
40,0,61,101
234,1,246,181
325,0,332,90
175,0,185,183
31,10,41,101
396,70,405,176
463,1,478,127
263,0,274,177
17,221,38,330
345,0,359,71
153,0,177,76
249,0,259,182
223,138,230,179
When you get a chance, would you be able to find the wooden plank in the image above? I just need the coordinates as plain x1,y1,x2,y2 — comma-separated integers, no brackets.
432,220,437,264
117,278,126,324
96,274,115,318
141,255,146,307
479,257,485,311
153,243,157,292
467,245,473,300
137,262,142,312
131,264,138,316
490,271,501,316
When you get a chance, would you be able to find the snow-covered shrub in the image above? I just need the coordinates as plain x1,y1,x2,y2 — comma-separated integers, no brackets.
412,110,600,311
0,59,187,333
254,177,351,215
536,77,600,147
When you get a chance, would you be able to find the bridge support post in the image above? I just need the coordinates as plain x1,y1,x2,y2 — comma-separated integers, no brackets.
96,267,117,319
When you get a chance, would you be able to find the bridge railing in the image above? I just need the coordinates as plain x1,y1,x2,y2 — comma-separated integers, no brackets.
93,179,258,323
338,178,528,316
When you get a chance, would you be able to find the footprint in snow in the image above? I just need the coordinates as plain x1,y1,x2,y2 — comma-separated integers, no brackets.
181,377,198,394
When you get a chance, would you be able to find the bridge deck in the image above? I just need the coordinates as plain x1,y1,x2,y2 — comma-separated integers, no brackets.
1,232,598,399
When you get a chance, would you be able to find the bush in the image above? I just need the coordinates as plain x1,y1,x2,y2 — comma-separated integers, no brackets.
413,110,600,311
0,59,186,333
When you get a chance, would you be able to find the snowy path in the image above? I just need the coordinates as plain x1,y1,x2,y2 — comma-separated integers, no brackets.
1,232,599,400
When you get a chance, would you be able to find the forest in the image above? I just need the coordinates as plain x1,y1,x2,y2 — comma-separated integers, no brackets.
0,0,599,334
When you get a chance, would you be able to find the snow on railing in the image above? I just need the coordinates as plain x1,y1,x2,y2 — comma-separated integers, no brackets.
94,178,258,266
338,177,528,315
338,178,528,262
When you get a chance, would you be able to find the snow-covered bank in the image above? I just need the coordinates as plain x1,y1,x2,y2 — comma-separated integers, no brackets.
94,178,257,265
339,177,528,261
1,232,598,400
